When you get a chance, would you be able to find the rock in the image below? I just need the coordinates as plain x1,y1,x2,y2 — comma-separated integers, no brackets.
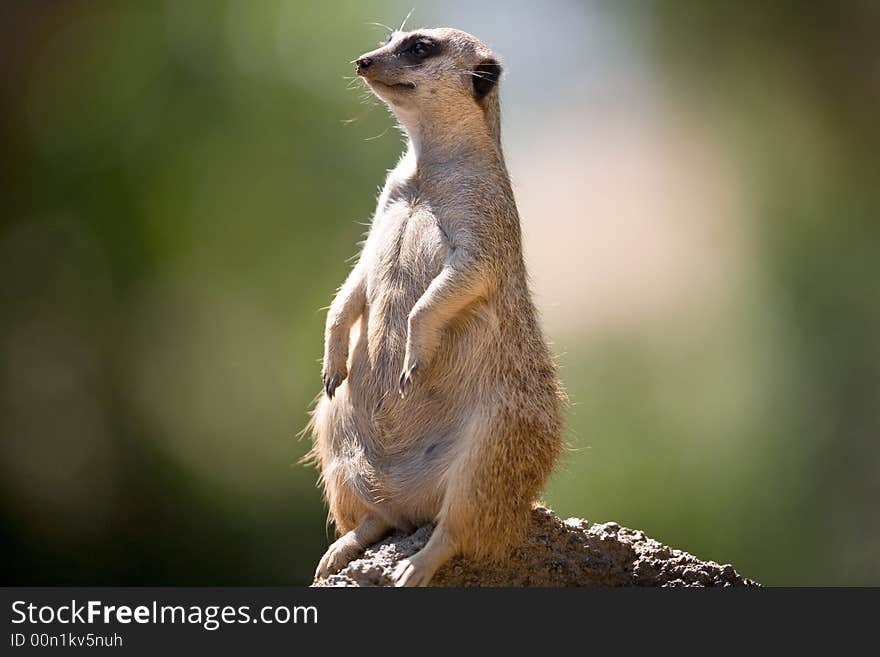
313,506,759,587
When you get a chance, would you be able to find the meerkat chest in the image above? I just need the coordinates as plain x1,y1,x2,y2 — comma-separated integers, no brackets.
372,198,450,282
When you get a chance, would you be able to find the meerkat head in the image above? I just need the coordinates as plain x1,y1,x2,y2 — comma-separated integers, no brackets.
355,28,503,141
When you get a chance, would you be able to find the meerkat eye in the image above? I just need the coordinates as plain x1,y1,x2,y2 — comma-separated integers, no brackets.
396,37,438,60
410,40,439,58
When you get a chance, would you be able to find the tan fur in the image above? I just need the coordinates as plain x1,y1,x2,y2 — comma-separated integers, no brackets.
308,28,566,586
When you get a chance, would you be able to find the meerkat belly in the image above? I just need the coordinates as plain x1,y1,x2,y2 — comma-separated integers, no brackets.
364,202,450,376
336,203,457,514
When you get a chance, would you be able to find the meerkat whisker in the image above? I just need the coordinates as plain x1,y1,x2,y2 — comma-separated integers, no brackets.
398,8,415,33
364,127,391,141
366,21,396,34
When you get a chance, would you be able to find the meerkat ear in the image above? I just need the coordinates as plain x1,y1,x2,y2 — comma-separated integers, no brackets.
472,58,502,100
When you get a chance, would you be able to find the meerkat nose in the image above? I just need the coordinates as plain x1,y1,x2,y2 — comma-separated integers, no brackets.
356,57,373,75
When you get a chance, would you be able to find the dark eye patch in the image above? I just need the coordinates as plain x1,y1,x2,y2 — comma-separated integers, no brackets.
395,35,441,62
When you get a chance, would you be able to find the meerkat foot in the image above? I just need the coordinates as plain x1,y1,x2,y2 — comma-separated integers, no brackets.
315,534,362,580
392,525,455,587
393,559,433,587
315,513,391,580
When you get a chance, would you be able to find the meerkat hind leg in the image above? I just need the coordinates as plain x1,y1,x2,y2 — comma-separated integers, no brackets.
393,524,456,587
315,512,391,580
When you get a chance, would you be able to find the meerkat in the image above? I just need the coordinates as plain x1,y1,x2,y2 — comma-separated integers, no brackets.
308,27,565,586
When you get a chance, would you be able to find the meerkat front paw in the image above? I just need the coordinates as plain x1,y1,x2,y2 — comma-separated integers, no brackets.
321,361,347,399
400,317,440,398
314,534,362,580
322,370,344,398
398,361,419,398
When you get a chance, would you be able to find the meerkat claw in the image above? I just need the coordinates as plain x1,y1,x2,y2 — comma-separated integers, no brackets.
324,373,341,399
398,363,418,398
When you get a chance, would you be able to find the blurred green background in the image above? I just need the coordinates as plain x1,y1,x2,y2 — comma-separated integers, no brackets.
1,1,878,586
